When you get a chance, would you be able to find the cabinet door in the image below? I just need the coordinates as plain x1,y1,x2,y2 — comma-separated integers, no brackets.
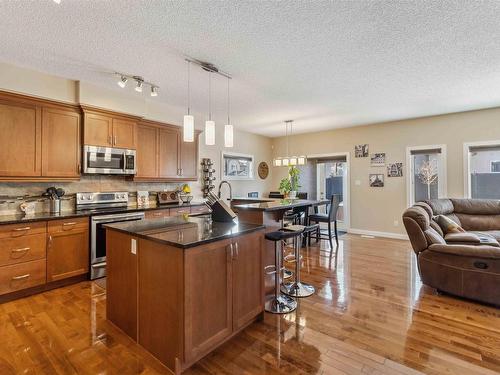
184,241,232,363
0,100,41,177
41,107,81,177
158,127,180,179
232,232,264,330
47,221,89,282
136,124,158,178
112,118,137,149
179,136,198,179
84,112,113,147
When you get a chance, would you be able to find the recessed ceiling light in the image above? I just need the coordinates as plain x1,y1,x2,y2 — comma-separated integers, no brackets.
117,76,128,88
150,86,158,97
53,0,61,4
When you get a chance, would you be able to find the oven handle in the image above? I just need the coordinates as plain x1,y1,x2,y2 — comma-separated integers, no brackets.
91,213,145,222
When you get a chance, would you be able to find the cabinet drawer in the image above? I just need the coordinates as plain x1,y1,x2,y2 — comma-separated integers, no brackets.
0,233,46,266
145,209,170,219
0,259,46,295
190,205,211,214
48,217,88,233
170,207,190,216
0,221,46,239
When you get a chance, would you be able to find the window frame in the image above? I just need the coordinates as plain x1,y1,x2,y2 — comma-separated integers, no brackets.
406,144,447,207
463,140,500,198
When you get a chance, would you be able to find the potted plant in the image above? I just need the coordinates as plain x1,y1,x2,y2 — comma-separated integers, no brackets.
288,166,301,199
278,177,291,198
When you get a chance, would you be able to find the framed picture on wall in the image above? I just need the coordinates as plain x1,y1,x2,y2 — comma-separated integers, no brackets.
221,152,254,180
369,174,384,187
370,153,386,167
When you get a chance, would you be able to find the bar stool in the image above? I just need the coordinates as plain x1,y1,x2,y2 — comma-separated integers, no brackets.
282,212,299,280
264,230,302,314
281,224,319,298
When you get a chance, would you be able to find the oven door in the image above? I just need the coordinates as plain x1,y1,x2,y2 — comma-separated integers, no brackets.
83,145,136,175
90,212,145,279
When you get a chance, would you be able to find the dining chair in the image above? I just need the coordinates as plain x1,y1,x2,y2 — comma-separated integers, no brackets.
308,194,341,249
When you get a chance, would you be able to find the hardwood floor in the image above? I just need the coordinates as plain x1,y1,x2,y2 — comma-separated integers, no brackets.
0,234,499,374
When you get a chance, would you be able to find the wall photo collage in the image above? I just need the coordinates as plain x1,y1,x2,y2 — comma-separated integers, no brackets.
354,144,403,188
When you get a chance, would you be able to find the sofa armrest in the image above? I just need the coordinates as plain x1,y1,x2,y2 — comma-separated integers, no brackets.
444,232,481,244
428,243,500,259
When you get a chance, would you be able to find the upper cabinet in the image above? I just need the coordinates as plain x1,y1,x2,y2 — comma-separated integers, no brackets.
82,106,138,149
135,120,199,182
0,92,81,181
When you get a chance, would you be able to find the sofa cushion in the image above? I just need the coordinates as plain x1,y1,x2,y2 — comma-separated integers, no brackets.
444,232,481,244
426,199,454,215
456,214,500,231
451,198,500,215
470,230,500,242
428,243,500,259
425,228,446,245
436,215,465,234
403,206,430,231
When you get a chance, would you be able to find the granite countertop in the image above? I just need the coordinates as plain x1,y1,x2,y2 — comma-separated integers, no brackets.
232,199,327,212
0,202,206,225
104,215,265,249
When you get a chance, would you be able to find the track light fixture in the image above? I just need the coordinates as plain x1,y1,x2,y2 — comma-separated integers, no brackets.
114,72,159,97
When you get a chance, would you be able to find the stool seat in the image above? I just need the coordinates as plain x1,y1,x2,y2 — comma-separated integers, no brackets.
265,230,301,242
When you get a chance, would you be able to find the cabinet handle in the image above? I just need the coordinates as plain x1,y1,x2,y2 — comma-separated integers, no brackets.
14,227,30,232
48,235,53,248
108,135,112,145
229,243,234,259
11,247,30,254
12,274,30,280
63,222,77,226
114,135,117,145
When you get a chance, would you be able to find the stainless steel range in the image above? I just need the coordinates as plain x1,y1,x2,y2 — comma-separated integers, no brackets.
76,192,145,279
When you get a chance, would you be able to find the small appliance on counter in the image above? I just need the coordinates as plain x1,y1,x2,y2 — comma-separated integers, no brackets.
137,191,150,208
44,186,65,214
206,191,237,222
157,191,179,205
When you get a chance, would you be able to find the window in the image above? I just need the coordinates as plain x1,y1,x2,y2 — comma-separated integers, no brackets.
406,145,447,206
464,142,500,199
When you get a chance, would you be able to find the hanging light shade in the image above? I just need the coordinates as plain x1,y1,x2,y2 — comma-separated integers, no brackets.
289,157,298,166
272,120,307,167
273,158,282,167
224,125,233,148
297,156,307,165
205,120,215,145
183,61,194,142
205,72,215,146
282,158,289,167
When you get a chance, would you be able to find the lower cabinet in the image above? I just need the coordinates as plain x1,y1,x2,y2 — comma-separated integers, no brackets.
47,218,89,282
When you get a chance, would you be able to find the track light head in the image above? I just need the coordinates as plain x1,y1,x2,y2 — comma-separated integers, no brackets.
135,79,143,93
117,75,128,88
150,86,158,97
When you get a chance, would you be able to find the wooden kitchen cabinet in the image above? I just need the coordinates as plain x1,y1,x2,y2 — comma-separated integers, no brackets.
135,119,199,182
83,111,113,147
112,118,137,149
47,218,89,282
82,106,138,149
0,92,81,181
0,96,41,177
231,232,264,330
41,107,81,177
158,126,180,178
136,123,158,178
184,241,233,363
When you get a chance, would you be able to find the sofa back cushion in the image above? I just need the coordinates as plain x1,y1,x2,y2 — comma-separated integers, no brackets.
451,198,500,215
456,214,500,231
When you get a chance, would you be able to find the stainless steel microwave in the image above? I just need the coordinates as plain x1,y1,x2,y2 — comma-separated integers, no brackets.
83,145,136,175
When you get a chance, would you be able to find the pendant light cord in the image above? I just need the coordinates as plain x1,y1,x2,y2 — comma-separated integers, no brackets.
208,72,212,121
227,77,230,124
187,61,191,115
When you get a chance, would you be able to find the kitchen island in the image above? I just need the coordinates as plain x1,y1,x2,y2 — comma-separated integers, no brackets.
105,215,265,374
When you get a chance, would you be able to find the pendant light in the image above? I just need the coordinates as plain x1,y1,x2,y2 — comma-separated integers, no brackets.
205,72,216,146
183,61,194,142
224,77,234,148
272,120,307,167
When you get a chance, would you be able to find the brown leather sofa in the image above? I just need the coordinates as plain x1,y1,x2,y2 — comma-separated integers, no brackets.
403,198,500,306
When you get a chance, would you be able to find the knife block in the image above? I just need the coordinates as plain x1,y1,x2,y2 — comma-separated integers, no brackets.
210,200,237,222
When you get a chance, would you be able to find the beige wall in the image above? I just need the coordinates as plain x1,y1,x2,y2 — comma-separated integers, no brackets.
0,62,273,212
271,109,500,236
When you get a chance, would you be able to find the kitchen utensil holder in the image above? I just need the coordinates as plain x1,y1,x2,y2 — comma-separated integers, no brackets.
50,199,61,214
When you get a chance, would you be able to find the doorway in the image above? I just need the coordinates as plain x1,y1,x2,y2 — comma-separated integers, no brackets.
308,153,350,231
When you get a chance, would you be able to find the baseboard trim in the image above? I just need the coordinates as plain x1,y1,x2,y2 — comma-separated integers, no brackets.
348,228,408,240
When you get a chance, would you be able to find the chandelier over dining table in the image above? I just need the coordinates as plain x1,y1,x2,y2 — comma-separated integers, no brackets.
273,120,307,166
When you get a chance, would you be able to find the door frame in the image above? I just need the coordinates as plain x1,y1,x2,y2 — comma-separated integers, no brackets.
307,152,351,231
463,140,500,198
405,144,447,207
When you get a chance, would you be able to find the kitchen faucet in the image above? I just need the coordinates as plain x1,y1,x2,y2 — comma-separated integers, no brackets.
217,180,233,201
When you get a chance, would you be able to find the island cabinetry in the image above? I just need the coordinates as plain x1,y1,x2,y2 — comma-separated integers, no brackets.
106,226,264,374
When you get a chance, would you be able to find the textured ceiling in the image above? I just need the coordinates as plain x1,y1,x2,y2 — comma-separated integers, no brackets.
1,1,500,137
